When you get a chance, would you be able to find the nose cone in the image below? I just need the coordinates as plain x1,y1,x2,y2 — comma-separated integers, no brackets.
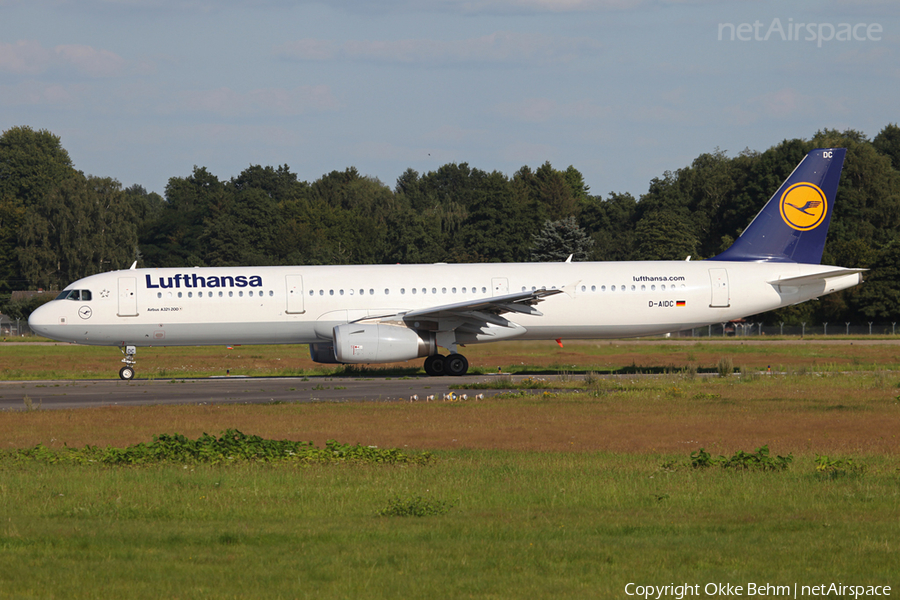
28,301,62,340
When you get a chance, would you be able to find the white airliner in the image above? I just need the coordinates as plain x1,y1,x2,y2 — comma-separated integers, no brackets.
29,148,864,380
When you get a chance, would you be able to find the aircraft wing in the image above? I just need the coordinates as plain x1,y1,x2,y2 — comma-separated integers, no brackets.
401,288,564,321
354,288,565,337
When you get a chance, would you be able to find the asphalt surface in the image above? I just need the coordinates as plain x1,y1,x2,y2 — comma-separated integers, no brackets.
0,375,522,411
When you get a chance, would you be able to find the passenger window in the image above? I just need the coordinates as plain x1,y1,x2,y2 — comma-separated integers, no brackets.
591,285,596,292
188,292,193,298
412,288,417,294
218,291,223,298
462,287,467,294
369,289,374,295
452,287,457,293
229,291,233,297
339,290,344,295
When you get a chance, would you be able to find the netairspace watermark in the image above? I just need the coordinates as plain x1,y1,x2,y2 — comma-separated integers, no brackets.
625,582,892,599
718,18,883,47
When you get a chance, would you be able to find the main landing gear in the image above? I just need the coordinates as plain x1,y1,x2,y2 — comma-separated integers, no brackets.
423,353,469,377
119,345,136,380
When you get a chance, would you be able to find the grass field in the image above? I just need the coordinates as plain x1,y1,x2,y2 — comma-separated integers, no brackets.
1,340,899,598
4,337,900,379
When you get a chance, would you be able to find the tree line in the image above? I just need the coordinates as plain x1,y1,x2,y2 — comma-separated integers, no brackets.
2,124,900,325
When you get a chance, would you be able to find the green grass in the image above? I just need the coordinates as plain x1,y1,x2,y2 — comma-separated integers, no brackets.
1,448,898,598
6,338,900,380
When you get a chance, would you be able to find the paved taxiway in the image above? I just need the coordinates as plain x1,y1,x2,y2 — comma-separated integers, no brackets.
0,375,521,410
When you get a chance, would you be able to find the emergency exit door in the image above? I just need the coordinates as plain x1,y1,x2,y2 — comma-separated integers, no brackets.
286,275,305,314
709,269,730,308
117,277,138,317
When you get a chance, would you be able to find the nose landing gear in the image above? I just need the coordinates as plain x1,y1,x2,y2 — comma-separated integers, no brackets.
119,345,136,380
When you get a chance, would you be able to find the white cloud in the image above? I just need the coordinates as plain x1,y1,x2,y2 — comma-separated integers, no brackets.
725,88,850,125
494,97,611,123
0,80,90,107
55,44,127,78
0,40,128,77
177,85,338,117
0,0,646,14
276,32,602,66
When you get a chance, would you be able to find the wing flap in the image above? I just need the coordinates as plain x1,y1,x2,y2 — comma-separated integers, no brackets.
401,288,564,322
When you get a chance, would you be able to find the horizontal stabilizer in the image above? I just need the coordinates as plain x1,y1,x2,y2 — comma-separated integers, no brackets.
768,268,866,287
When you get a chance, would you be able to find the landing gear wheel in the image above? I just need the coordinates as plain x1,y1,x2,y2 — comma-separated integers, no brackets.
119,345,137,380
445,353,469,376
424,354,446,376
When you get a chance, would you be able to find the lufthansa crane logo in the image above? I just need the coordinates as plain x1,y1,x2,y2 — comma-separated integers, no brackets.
779,182,828,231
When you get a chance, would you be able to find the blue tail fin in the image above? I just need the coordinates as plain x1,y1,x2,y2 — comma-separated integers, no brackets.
710,148,846,264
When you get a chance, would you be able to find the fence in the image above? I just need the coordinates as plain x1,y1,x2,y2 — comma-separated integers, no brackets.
0,316,34,337
671,322,900,338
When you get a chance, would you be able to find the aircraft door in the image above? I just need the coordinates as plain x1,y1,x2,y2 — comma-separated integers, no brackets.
492,277,509,296
286,275,305,314
709,268,730,307
117,277,138,317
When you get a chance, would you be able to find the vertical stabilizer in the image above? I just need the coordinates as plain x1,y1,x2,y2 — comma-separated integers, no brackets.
710,148,846,264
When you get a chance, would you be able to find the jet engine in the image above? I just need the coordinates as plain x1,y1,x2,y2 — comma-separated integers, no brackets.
332,324,435,363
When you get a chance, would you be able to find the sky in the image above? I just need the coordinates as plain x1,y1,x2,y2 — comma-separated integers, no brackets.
0,0,897,200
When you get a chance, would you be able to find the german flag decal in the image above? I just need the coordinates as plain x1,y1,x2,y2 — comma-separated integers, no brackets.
676,300,686,307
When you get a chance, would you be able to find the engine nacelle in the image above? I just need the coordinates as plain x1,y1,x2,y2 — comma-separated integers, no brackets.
309,342,339,364
333,324,435,364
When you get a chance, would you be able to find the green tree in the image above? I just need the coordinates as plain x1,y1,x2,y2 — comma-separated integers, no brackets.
17,175,137,289
632,210,698,261
873,123,900,171
853,240,900,322
578,191,638,261
529,216,594,262
141,166,229,267
0,126,77,291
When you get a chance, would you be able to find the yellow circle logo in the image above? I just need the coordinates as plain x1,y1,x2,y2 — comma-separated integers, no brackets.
779,183,827,231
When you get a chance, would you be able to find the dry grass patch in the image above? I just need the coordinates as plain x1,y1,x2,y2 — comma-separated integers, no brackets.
2,372,899,457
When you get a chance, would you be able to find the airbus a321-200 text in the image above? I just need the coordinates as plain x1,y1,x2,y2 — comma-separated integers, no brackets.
30,148,864,379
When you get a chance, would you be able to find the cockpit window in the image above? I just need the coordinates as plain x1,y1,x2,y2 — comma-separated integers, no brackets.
55,289,91,301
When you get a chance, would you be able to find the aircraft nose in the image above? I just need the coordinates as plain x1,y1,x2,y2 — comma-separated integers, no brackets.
28,301,57,339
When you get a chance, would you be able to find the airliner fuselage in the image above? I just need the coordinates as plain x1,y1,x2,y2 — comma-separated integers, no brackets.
28,148,864,379
35,261,859,348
